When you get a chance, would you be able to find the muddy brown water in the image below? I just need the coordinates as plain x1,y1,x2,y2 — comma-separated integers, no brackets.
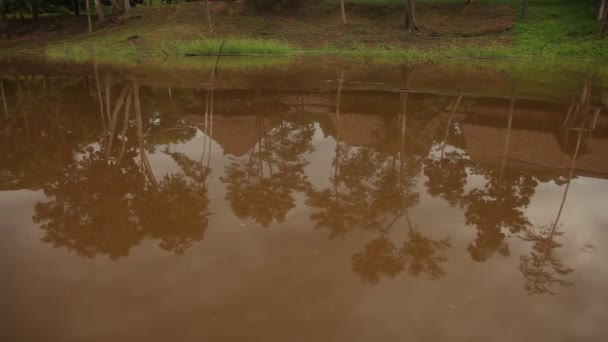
1,58,608,341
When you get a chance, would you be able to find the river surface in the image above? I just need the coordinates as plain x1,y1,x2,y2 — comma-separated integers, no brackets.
1,57,607,341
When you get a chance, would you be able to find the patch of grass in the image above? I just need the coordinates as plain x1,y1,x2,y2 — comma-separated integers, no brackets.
46,41,138,64
165,38,296,56
509,0,608,59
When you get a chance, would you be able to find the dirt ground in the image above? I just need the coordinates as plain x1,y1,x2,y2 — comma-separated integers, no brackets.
0,1,516,52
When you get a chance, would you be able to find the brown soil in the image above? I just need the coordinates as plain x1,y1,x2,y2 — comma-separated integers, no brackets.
0,1,516,52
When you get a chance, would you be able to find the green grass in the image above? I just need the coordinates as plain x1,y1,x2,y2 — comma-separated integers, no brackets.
36,0,608,67
164,38,296,56
509,1,608,59
45,41,138,64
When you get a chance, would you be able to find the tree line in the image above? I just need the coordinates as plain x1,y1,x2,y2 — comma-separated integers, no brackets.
2,0,608,37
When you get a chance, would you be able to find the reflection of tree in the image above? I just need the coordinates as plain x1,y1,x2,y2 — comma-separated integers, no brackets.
517,124,586,294
459,92,537,262
221,117,314,226
351,210,451,283
32,77,210,258
312,68,452,283
460,169,536,262
424,93,467,207
518,224,573,294
32,149,145,259
134,152,210,254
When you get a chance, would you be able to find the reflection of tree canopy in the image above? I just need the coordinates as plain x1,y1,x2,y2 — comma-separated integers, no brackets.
33,149,146,259
460,168,537,262
518,224,573,295
32,79,210,258
0,76,103,191
423,122,467,207
133,151,210,254
221,117,314,226
308,120,452,283
424,156,467,207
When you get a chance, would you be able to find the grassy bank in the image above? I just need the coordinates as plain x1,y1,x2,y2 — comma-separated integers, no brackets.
12,0,607,64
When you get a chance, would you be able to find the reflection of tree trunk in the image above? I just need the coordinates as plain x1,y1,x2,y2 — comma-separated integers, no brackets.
0,79,8,118
440,92,463,160
133,81,158,189
551,129,582,233
93,63,106,132
105,84,130,161
499,95,515,182
17,82,29,138
117,90,132,164
104,75,112,123
334,71,345,199
336,71,345,117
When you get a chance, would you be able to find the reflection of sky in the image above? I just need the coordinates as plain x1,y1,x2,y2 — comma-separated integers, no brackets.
1,125,608,342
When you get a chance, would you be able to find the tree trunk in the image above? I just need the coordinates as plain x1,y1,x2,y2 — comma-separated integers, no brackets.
521,0,528,20
94,0,105,22
85,0,93,33
30,0,39,20
340,0,348,25
123,0,131,14
599,2,608,38
73,0,80,16
202,0,213,33
109,0,123,15
404,0,419,32
599,0,606,21
0,0,6,20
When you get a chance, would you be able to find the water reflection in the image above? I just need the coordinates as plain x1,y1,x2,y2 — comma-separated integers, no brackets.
1,60,607,296
28,78,210,258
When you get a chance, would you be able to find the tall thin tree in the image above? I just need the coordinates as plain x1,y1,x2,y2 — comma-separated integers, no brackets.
340,0,348,25
85,0,93,33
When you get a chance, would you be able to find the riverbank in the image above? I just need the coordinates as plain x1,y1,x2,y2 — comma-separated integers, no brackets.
1,0,607,64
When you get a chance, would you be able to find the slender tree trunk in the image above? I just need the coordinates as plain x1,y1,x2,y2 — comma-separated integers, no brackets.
599,2,608,38
202,0,213,33
85,0,93,33
340,0,348,25
26,0,39,20
123,0,131,14
1,0,6,20
521,0,528,20
94,0,105,22
109,0,123,15
599,0,606,21
73,0,80,16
